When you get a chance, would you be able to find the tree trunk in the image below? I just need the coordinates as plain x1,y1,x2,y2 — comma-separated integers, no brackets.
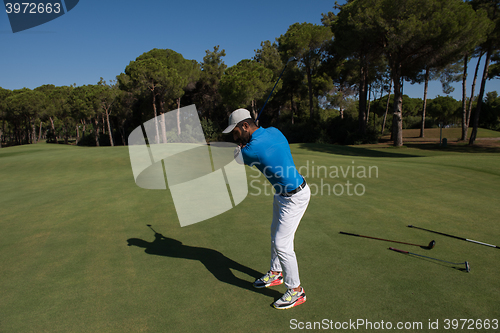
64,122,69,145
81,119,86,138
105,108,114,146
306,65,314,119
49,116,57,144
0,118,4,148
420,67,430,138
469,47,492,145
151,85,160,144
159,97,165,114
13,123,19,145
366,83,372,127
177,98,181,136
94,118,100,147
467,51,483,130
32,121,37,144
160,112,167,143
251,99,258,124
392,64,403,147
381,78,392,135
120,126,126,146
157,96,167,143
358,64,368,134
26,118,31,144
461,54,469,141
38,121,43,142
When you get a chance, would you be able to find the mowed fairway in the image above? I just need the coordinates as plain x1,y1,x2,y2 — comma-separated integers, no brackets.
1,141,499,332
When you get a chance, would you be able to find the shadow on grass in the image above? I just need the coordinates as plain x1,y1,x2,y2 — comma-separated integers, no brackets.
297,143,422,158
127,230,281,300
0,149,45,158
388,248,469,273
298,142,500,157
405,142,500,154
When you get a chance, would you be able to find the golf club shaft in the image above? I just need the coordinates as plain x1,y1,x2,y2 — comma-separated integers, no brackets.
339,231,431,248
256,57,295,122
389,247,465,265
408,225,499,249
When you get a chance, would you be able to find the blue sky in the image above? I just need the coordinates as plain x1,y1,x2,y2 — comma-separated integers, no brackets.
1,0,498,102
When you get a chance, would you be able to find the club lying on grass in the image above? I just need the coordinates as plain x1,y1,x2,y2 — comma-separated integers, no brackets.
408,225,500,249
339,231,435,250
389,247,470,273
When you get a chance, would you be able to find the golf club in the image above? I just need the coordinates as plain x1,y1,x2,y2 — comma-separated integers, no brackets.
255,56,297,123
408,225,499,249
389,247,470,272
340,231,435,250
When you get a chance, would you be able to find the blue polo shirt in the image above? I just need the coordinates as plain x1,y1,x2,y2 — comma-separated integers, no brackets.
241,127,303,194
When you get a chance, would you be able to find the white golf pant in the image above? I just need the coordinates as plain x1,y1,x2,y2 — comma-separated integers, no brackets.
269,184,310,289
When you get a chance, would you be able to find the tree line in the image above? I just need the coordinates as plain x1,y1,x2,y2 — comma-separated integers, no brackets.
1,0,499,148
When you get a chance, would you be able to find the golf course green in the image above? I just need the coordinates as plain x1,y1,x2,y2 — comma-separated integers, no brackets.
1,137,499,332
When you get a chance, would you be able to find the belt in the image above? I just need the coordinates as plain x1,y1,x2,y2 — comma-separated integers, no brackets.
280,179,307,197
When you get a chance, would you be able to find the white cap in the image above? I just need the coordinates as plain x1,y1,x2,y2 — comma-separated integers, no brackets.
222,109,252,134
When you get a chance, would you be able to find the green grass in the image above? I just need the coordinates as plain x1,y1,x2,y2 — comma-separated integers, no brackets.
1,142,499,332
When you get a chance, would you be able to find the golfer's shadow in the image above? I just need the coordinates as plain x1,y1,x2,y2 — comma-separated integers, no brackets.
127,232,281,299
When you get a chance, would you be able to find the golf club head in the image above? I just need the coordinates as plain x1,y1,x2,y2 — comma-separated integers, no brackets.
421,240,436,250
287,56,297,64
465,261,470,273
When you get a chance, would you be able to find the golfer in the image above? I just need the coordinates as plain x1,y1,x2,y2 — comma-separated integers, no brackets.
223,108,310,309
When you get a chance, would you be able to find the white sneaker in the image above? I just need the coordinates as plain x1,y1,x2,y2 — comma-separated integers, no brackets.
273,287,306,310
253,271,283,288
